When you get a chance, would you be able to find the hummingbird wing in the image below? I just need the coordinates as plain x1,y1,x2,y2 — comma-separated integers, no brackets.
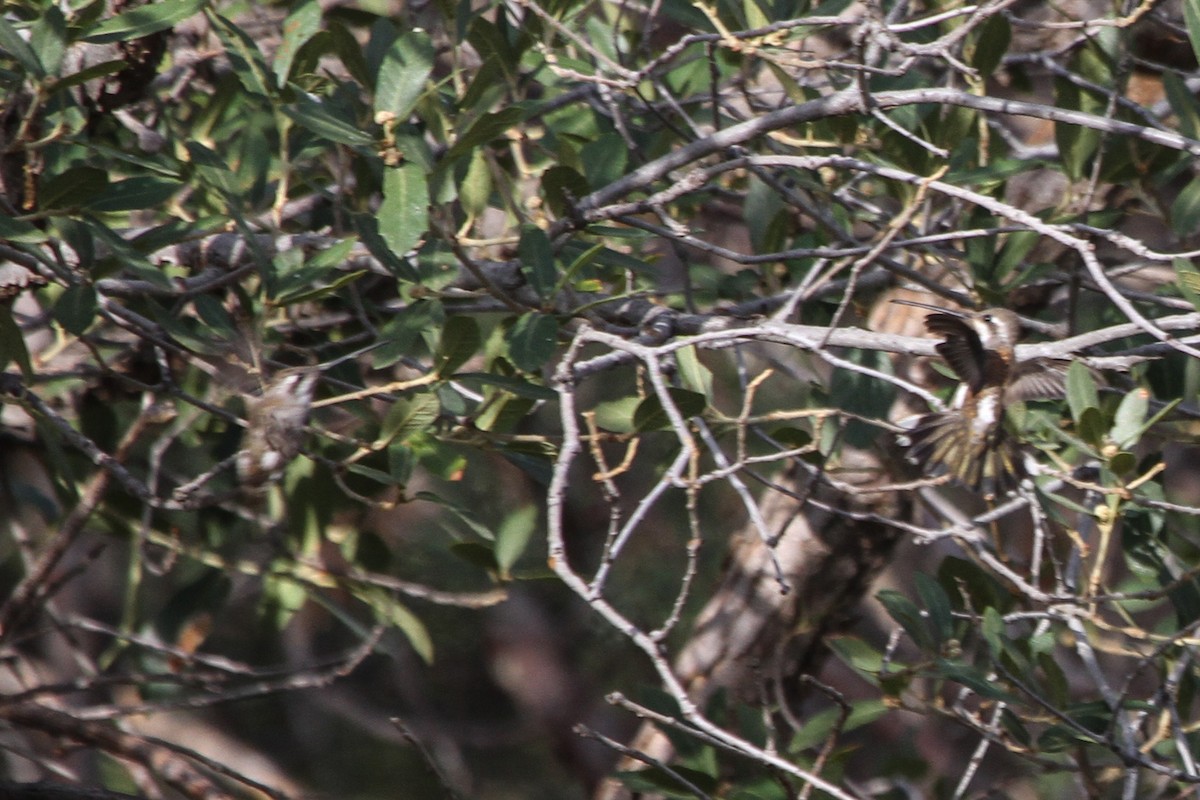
908,408,1024,494
924,313,988,393
1006,358,1071,402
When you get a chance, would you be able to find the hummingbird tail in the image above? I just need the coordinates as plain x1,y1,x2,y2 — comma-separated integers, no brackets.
907,410,1024,493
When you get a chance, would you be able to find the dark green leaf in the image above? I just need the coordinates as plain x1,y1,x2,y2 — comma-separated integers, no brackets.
1054,77,1100,181
1164,72,1200,140
877,589,935,652
40,167,108,210
937,556,1011,613
542,165,590,217
208,12,274,96
54,285,97,336
0,216,47,243
436,316,482,376
449,541,499,571
937,660,1013,700
829,349,896,448
87,176,182,212
354,213,419,282
274,269,368,306
632,388,707,432
0,307,32,378
456,372,556,401
283,94,376,147
581,133,628,191
1173,177,1200,238
444,107,526,163
379,162,430,257
971,13,1010,77
506,313,558,374
518,225,557,299
85,0,206,44
914,572,953,645
616,766,718,798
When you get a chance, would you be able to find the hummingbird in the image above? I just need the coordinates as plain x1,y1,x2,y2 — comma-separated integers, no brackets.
897,300,1069,493
236,367,319,489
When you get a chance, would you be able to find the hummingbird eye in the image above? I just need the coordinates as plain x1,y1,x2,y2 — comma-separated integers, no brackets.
982,313,993,322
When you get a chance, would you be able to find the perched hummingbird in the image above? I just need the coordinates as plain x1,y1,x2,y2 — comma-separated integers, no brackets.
898,301,1068,493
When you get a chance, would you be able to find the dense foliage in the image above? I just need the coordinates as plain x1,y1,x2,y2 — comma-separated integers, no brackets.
5,0,1200,797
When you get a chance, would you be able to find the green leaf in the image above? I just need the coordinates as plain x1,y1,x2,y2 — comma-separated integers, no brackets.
374,29,434,121
1173,178,1200,238
0,307,32,378
30,5,67,75
378,162,430,257
283,94,376,148
436,316,482,376
208,11,274,96
376,393,441,448
616,766,718,798
518,225,557,299
675,346,713,397
53,285,97,336
0,216,47,243
1111,387,1149,449
354,212,419,282
361,589,434,662
915,572,954,645
1164,72,1200,140
456,372,556,401
1066,360,1099,424
826,635,884,674
495,504,536,576
506,313,558,374
449,541,499,571
632,389,707,432
0,15,44,76
1175,258,1200,310
580,133,628,193
1184,0,1200,68
87,176,182,212
444,107,525,163
274,268,368,306
877,589,935,652
1078,406,1105,449
273,0,322,85
458,149,492,220
85,0,206,44
829,349,896,448
542,165,590,217
742,0,769,29
970,12,1010,77
40,167,109,211
1054,77,1101,181
981,606,1005,657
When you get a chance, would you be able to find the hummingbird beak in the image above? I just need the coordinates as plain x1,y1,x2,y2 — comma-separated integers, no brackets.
890,298,969,318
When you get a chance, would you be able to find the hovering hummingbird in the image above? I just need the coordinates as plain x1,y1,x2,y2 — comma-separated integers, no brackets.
897,300,1069,493
236,368,319,489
